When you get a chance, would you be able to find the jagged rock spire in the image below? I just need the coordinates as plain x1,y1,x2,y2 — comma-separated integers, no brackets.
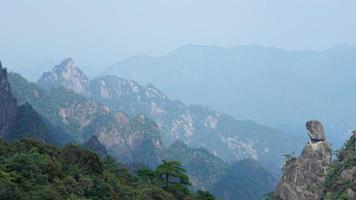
276,120,332,200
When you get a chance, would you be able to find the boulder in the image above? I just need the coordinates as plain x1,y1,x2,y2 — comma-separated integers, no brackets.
306,120,326,141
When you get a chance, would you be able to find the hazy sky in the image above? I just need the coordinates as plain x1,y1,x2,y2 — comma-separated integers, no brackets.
1,0,356,80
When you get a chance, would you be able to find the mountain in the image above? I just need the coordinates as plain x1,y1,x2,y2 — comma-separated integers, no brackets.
163,141,277,200
37,58,90,96
104,44,356,147
276,120,332,200
0,61,17,138
9,72,163,168
37,58,300,173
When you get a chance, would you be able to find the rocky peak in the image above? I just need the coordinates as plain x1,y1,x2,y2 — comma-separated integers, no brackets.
37,58,90,95
276,120,332,200
0,61,18,138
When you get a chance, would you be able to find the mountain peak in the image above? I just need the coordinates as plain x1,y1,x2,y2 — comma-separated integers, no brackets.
59,57,75,68
37,58,90,95
53,58,83,77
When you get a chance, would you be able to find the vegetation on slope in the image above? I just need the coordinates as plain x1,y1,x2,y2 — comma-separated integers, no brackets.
0,139,215,200
163,141,277,200
8,103,55,144
321,133,356,200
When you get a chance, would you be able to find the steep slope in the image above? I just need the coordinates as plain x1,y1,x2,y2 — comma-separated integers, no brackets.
276,120,332,200
104,45,356,146
8,72,74,144
162,141,277,200
162,141,228,190
9,103,55,144
0,62,17,138
9,72,163,167
37,59,299,173
321,131,356,199
0,62,54,144
211,159,277,200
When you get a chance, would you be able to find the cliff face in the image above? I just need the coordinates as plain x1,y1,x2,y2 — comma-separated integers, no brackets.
0,62,17,138
276,120,332,200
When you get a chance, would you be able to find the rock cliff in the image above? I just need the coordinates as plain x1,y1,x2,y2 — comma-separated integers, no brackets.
0,61,17,138
276,120,332,200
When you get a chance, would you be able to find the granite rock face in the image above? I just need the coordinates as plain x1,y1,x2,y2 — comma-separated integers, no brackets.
0,61,17,138
276,120,332,200
37,58,90,95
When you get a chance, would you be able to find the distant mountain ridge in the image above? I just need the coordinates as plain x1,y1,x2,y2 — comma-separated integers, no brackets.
104,44,356,147
37,58,300,173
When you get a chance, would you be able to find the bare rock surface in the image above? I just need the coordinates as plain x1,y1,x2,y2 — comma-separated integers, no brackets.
37,58,90,95
306,120,326,141
276,120,332,200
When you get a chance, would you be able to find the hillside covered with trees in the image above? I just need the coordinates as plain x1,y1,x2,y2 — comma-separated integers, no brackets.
0,139,215,200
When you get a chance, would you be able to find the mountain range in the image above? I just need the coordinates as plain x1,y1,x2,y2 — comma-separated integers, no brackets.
37,58,300,173
3,60,279,199
104,44,356,147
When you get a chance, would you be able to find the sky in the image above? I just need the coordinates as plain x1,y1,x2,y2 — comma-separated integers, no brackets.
1,0,356,80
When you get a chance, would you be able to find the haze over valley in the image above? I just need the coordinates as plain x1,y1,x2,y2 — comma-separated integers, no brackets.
1,1,355,200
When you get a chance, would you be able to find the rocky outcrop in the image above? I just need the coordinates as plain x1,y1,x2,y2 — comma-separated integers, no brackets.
0,61,17,138
276,120,332,200
37,58,90,95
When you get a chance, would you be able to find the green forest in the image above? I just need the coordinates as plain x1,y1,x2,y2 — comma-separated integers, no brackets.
0,139,216,200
